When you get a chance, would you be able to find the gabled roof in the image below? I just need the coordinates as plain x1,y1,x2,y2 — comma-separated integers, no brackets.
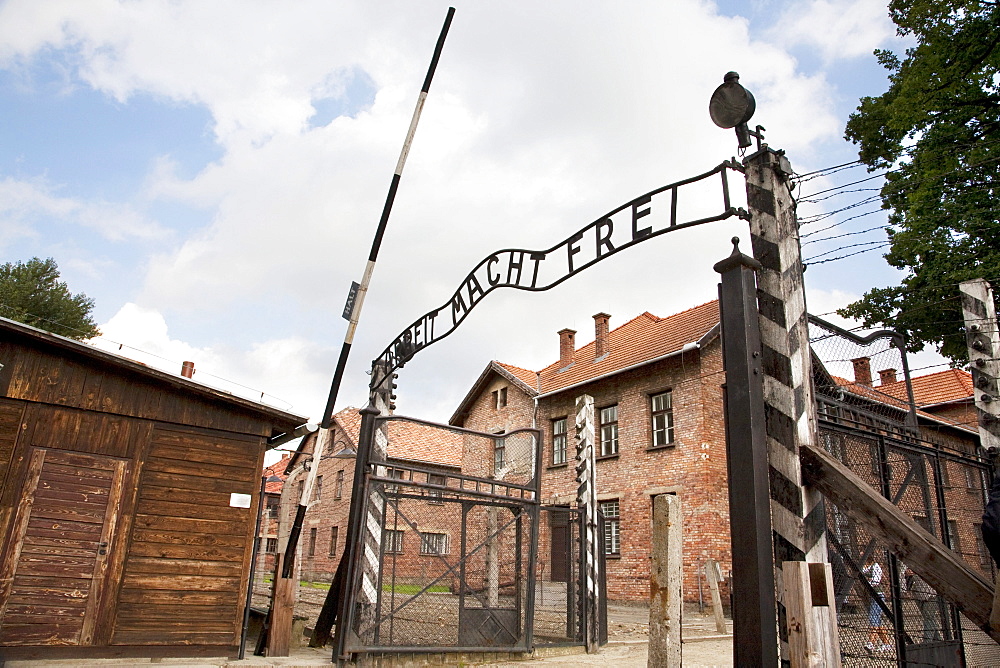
286,406,463,472
830,375,977,436
536,301,719,396
450,301,719,425
876,368,973,408
263,453,293,494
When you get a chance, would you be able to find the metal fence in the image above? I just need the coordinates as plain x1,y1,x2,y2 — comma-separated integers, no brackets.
810,315,1000,666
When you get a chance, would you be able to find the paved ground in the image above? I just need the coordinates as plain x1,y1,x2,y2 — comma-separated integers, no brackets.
4,603,733,668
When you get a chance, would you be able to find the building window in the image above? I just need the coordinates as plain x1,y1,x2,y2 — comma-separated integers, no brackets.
385,529,405,554
428,474,446,503
385,468,405,494
947,519,961,553
330,526,339,556
265,537,278,553
975,523,992,570
335,470,344,499
266,496,280,518
552,418,567,465
966,466,981,494
308,528,317,556
492,387,508,409
600,500,620,555
650,391,675,447
494,434,506,475
599,405,619,457
420,532,450,555
314,475,323,501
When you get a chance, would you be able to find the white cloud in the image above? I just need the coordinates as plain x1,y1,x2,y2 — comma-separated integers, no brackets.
0,176,168,244
1,0,877,421
92,303,333,418
768,0,897,62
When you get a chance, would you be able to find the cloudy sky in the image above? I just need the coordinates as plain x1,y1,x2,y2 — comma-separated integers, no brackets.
0,0,934,432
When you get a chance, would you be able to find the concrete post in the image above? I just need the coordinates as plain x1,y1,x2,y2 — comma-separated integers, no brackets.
959,279,1000,631
745,147,837,663
704,559,727,634
649,493,682,667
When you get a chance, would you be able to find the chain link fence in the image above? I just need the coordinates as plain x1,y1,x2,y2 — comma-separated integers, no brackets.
810,315,1000,666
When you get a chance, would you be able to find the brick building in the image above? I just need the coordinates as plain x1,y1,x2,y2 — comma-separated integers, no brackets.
449,301,730,603
280,407,463,584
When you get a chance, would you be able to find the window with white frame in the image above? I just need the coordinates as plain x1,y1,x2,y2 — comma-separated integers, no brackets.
384,529,404,554
599,405,619,457
335,470,344,499
600,500,620,555
552,418,567,465
420,531,450,555
651,391,675,447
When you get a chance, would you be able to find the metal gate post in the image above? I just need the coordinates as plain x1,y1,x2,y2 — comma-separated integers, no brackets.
334,400,379,664
744,146,838,663
715,238,778,666
574,394,600,653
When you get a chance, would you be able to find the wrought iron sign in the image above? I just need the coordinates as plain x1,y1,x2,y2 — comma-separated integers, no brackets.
373,159,748,380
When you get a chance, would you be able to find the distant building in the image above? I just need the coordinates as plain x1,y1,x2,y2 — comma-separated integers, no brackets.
450,302,729,602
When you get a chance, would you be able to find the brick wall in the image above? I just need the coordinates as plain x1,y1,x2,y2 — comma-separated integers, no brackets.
458,339,731,604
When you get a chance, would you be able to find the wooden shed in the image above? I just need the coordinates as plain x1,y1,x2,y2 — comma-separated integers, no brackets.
0,316,304,661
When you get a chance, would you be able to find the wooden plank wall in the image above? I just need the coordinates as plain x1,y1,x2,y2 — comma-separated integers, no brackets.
112,424,264,647
4,345,269,437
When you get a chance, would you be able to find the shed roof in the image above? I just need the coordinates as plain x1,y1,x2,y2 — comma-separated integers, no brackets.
0,315,304,431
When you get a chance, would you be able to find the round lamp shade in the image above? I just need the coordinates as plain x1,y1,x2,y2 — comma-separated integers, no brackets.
709,72,756,129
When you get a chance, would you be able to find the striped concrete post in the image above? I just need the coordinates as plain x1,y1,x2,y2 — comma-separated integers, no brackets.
357,369,392,630
745,147,837,664
959,279,1000,631
574,394,600,652
960,279,1000,452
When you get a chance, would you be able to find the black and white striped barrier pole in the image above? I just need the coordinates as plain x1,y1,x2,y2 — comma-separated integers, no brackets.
281,6,455,579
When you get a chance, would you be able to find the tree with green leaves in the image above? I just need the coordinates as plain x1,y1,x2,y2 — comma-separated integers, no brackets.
839,0,1000,362
0,257,101,340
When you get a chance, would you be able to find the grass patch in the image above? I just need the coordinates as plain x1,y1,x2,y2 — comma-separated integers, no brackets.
382,583,450,595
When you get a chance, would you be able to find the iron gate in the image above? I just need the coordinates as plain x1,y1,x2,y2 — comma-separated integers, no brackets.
337,415,604,657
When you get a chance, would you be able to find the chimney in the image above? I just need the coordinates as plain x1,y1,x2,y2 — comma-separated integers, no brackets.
558,329,576,368
593,313,611,360
181,361,195,378
879,368,898,385
851,357,872,386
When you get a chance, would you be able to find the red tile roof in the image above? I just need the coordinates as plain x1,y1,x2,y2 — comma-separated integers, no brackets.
263,453,293,493
875,368,973,407
307,407,463,469
536,301,719,395
496,362,539,391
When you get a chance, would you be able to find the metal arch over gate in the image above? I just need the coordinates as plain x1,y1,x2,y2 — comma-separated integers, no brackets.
374,160,748,377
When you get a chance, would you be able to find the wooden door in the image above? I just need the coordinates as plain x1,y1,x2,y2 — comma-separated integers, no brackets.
550,508,570,583
0,448,126,646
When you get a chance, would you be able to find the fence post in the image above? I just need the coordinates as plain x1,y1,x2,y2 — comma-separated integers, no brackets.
715,238,778,666
782,561,837,667
704,559,727,634
574,393,600,653
649,493,683,667
960,278,1000,631
744,146,838,663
